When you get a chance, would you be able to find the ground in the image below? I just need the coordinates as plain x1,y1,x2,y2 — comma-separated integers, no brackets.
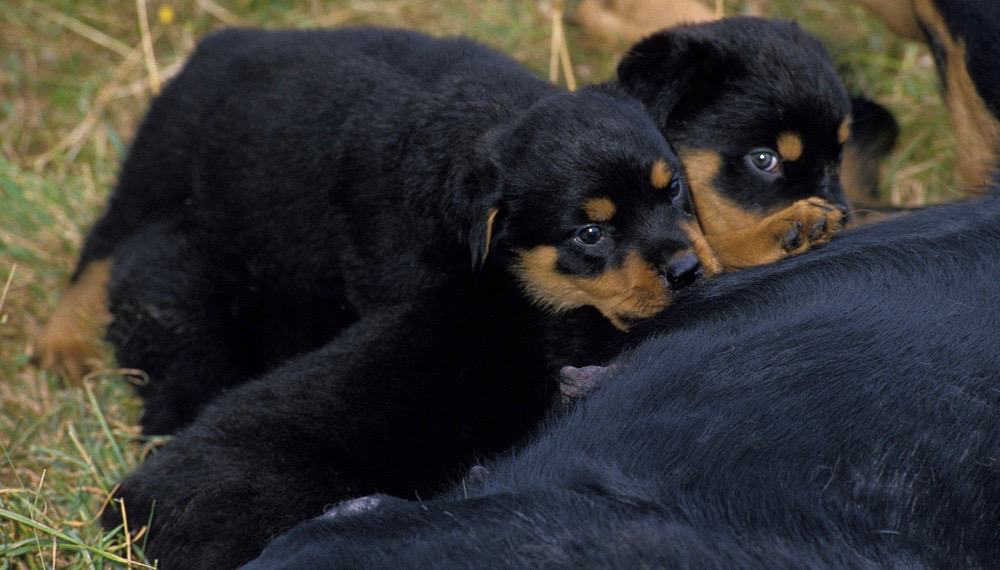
0,1,956,567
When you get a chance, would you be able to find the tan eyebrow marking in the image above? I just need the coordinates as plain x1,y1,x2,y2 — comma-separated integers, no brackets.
583,197,616,222
777,131,804,161
650,159,672,189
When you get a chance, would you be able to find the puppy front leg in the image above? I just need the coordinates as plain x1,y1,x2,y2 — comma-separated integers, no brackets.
706,198,848,270
103,299,480,570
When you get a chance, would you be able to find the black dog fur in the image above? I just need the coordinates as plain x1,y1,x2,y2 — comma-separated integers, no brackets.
98,26,710,568
246,191,1000,569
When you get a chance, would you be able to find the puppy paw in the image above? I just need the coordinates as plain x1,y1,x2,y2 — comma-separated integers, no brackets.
33,260,112,381
33,312,104,381
706,198,848,269
775,197,848,253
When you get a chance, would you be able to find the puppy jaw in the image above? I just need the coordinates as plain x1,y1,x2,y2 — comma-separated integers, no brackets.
514,247,669,331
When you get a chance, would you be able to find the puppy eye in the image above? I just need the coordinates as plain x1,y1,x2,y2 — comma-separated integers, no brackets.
574,225,605,245
747,149,781,174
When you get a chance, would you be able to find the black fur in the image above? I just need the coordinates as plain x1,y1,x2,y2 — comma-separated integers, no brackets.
247,192,1000,569
98,27,701,568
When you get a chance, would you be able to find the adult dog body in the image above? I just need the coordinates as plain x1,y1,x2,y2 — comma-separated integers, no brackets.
250,193,1000,568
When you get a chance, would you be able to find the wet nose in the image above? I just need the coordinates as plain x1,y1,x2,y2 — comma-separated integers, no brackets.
664,251,702,289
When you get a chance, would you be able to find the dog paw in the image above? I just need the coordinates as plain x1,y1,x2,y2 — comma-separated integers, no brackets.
773,197,848,254
33,313,103,381
33,260,112,381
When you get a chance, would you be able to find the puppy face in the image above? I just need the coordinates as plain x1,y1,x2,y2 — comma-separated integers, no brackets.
484,88,715,330
618,18,852,237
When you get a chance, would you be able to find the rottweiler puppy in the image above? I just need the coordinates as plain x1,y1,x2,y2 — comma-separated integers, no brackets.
574,9,899,222
60,27,707,434
856,0,1000,191
93,26,711,567
614,18,853,269
247,188,1000,569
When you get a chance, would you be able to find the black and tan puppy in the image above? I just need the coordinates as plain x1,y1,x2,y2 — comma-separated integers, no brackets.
616,18,853,269
573,8,900,218
91,27,710,567
247,187,1000,569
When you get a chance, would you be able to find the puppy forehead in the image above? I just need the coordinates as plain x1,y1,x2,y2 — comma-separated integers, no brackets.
562,161,678,227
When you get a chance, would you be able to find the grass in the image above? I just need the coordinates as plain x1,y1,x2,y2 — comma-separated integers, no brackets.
0,1,957,567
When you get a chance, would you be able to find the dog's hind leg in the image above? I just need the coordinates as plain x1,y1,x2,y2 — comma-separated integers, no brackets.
105,222,251,435
34,63,210,379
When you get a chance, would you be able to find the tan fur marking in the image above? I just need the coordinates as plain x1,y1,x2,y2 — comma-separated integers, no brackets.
914,0,1000,191
679,148,765,236
777,132,804,162
514,247,668,330
838,116,852,145
650,159,672,189
679,220,722,277
34,258,113,381
705,198,846,269
678,146,849,269
483,207,499,260
583,198,616,222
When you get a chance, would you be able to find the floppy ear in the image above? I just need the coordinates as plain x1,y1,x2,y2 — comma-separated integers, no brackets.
616,29,727,124
469,207,500,271
466,130,508,271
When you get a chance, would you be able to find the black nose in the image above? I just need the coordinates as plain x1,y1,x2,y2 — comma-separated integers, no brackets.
664,252,701,289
